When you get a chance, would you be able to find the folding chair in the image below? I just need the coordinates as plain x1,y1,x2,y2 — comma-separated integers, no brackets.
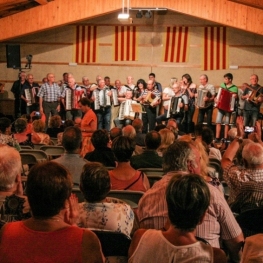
20,145,33,150
138,168,164,187
40,145,65,159
50,137,58,145
19,149,48,162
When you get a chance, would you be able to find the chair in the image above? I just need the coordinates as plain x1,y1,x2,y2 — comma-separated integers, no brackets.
107,190,144,209
208,159,223,181
50,137,58,145
236,208,263,237
138,168,164,187
20,145,33,150
39,145,65,159
92,230,131,257
19,149,48,162
20,153,38,166
33,144,46,150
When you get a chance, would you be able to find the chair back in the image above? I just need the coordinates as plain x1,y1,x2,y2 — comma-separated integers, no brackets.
33,144,46,150
72,187,85,203
107,190,144,209
92,230,131,257
50,137,58,145
19,149,48,162
20,153,38,165
40,145,65,159
20,145,33,150
138,168,164,187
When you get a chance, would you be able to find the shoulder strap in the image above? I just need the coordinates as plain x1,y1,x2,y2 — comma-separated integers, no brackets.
124,171,144,190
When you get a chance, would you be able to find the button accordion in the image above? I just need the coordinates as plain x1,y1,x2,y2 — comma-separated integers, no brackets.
25,87,38,106
196,89,213,108
93,88,111,110
65,87,84,110
167,97,182,118
118,100,136,120
215,88,235,112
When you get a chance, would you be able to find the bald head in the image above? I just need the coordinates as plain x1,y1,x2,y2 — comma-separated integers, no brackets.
122,125,136,139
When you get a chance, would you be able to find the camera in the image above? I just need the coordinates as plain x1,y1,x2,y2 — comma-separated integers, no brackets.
35,112,40,116
244,126,254,133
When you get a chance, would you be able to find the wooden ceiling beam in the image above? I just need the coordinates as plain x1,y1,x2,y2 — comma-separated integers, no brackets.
1,0,263,41
34,0,49,5
228,0,263,10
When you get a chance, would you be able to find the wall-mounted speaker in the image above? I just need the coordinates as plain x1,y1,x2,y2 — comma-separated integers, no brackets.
6,44,21,69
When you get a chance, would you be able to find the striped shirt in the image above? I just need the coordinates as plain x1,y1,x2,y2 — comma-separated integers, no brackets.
223,163,263,205
139,89,161,106
137,171,242,248
37,82,61,102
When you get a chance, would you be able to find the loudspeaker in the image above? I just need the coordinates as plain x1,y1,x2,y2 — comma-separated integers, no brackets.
6,44,21,69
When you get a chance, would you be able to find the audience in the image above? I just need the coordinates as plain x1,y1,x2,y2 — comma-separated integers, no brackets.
31,119,51,145
53,126,87,186
84,129,116,167
132,118,145,146
157,128,175,157
78,162,134,236
137,140,243,262
109,136,150,192
0,145,30,227
46,115,64,138
130,131,162,169
109,127,122,141
13,118,34,148
57,119,74,145
129,174,227,263
0,161,104,263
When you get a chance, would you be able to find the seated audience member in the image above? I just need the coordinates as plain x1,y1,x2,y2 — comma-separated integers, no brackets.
31,119,51,145
57,119,74,145
84,129,116,167
109,127,122,141
21,114,33,134
13,118,34,148
53,126,87,186
46,115,64,138
78,162,134,236
137,140,243,262
132,118,146,147
157,128,175,157
129,174,227,263
0,117,20,150
130,131,163,169
0,162,104,263
222,117,263,206
0,145,30,227
201,127,222,161
109,136,150,192
154,124,166,132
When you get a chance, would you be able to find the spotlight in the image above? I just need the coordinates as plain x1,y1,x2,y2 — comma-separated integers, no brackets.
145,10,152,18
136,10,143,18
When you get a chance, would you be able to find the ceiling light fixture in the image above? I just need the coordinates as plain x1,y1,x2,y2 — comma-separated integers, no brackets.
136,10,143,18
144,10,152,19
118,0,130,21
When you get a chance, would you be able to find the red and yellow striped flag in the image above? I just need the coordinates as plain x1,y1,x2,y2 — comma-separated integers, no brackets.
163,27,189,63
114,26,137,61
203,27,228,70
74,25,97,63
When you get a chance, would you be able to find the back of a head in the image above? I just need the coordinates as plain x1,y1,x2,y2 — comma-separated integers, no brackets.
110,127,122,141
0,145,21,191
122,125,136,139
80,162,110,202
201,127,214,145
32,119,45,133
242,142,263,166
112,135,135,162
14,118,27,133
132,118,143,132
48,115,62,128
166,174,210,231
26,162,72,218
0,117,11,133
163,141,191,173
159,128,175,147
62,126,82,152
91,129,109,149
145,131,161,150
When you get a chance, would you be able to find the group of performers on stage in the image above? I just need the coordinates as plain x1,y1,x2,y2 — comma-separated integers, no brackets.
11,71,263,141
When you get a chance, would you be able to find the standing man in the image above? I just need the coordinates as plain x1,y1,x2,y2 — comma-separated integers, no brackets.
126,76,135,90
61,77,83,121
241,74,263,127
104,76,114,89
197,74,215,129
149,73,162,92
92,79,112,131
37,73,61,128
214,73,238,143
81,76,92,99
11,71,29,118
21,74,40,114
140,80,161,133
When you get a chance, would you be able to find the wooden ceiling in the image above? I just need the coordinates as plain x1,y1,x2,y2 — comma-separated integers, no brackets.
1,0,263,41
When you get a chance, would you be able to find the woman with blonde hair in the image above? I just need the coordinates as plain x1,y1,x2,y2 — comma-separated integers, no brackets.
31,119,50,145
157,128,175,156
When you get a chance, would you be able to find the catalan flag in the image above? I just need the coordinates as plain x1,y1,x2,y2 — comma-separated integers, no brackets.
75,25,97,63
114,26,137,61
163,26,189,63
203,27,228,70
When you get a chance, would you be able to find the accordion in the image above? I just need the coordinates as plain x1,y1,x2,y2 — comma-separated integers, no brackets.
145,91,159,107
25,87,38,106
167,97,183,118
215,88,235,113
196,89,213,108
93,88,111,110
119,100,136,120
111,89,119,106
65,87,84,110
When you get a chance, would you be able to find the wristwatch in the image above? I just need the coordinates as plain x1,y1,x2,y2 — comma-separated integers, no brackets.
234,136,243,143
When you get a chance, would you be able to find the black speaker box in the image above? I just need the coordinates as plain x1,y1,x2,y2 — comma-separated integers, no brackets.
6,44,21,69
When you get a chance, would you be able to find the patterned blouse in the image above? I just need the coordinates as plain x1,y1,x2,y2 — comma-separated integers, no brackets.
77,198,134,237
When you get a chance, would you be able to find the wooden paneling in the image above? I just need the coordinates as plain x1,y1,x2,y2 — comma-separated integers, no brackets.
1,0,263,42
229,0,263,10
